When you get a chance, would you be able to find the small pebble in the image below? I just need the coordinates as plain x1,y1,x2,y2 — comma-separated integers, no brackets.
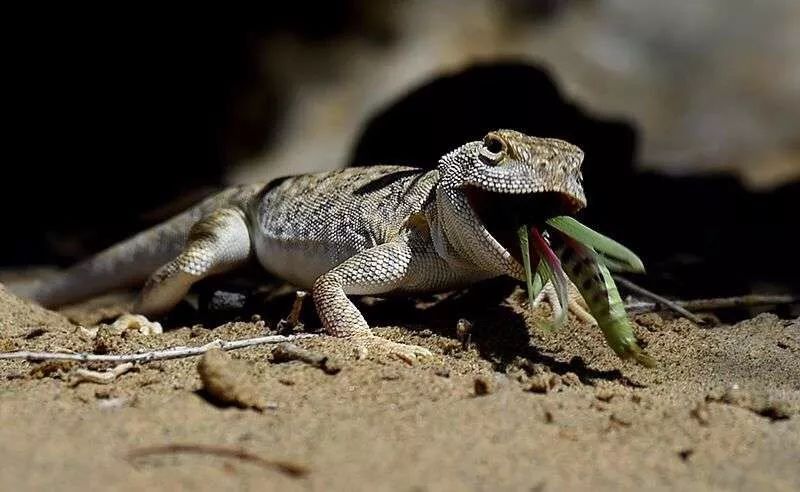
529,374,561,394
561,372,581,387
197,349,266,411
474,375,494,396
111,314,163,335
456,319,473,349
206,290,248,313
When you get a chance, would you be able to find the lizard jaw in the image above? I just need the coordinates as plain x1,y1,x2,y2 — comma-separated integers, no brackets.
464,186,582,274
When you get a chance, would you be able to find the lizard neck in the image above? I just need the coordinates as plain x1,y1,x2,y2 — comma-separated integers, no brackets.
428,187,523,280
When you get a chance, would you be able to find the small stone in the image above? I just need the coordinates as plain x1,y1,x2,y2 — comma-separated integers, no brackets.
561,372,581,387
197,349,266,411
111,314,163,335
206,291,248,313
529,374,562,394
474,375,494,396
456,319,473,349
434,367,450,378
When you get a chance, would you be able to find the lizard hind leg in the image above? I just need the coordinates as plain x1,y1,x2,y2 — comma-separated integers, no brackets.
135,207,252,318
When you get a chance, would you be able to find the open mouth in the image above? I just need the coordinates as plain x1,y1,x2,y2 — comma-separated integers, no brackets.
464,186,582,264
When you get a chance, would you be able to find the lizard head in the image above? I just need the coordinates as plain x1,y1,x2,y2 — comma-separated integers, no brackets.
433,129,586,278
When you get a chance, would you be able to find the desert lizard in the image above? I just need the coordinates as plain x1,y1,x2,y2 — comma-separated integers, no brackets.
16,130,604,361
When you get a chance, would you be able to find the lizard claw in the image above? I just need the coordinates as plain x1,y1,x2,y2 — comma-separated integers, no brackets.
353,335,432,364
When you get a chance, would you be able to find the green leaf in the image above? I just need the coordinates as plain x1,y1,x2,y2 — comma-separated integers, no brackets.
553,232,656,367
545,216,644,273
517,225,536,315
529,227,570,329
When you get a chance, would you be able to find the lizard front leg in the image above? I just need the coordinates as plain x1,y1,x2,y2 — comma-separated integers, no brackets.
312,235,432,363
135,207,252,317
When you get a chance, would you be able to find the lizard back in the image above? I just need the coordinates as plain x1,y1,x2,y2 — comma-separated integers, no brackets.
249,166,439,288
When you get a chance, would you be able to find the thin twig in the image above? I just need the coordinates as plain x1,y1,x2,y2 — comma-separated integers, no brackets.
126,443,309,477
0,334,317,363
277,290,307,333
626,294,799,314
285,291,307,327
614,275,705,324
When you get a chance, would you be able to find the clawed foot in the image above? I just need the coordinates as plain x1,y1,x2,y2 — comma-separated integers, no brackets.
532,281,597,326
352,335,432,364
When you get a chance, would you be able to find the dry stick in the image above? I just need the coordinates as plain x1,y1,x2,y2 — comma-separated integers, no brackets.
285,291,307,327
277,290,307,332
613,275,705,324
0,334,317,363
626,294,799,313
126,444,309,477
272,342,341,374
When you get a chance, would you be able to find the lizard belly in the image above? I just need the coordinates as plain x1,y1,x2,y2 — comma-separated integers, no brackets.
253,237,359,289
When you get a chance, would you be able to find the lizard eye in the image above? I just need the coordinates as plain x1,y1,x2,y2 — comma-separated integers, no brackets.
479,135,506,164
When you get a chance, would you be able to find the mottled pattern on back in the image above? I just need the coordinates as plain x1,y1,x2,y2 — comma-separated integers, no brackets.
250,166,439,283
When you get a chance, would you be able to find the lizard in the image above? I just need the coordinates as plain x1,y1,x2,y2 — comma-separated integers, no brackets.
14,129,595,361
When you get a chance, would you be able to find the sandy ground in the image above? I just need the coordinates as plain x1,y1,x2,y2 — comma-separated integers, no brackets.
0,281,798,491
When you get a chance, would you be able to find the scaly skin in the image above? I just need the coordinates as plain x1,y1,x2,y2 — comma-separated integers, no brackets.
17,130,588,361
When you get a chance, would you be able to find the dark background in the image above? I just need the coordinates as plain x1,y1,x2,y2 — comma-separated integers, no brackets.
3,4,799,302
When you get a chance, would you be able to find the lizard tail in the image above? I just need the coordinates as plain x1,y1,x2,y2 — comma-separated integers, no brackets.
9,186,258,308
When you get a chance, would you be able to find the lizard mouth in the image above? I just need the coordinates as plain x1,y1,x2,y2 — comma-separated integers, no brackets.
464,186,582,265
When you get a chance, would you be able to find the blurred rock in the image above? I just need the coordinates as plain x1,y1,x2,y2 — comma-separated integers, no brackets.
235,0,800,189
